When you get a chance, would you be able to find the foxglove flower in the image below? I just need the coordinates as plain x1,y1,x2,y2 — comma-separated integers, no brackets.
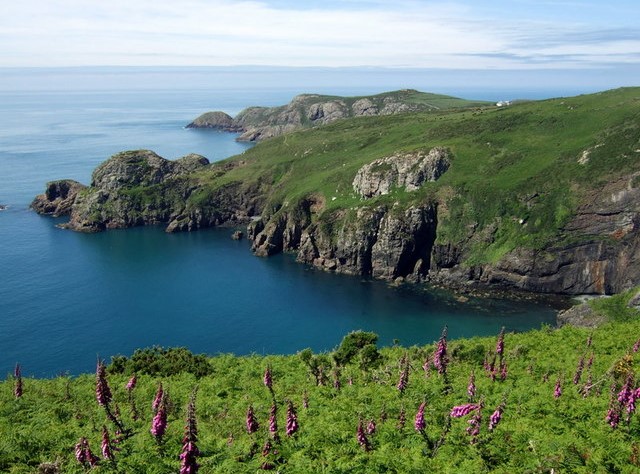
333,368,341,390
356,420,371,451
366,419,376,435
151,396,168,442
260,440,275,470
75,437,99,468
573,356,585,385
397,406,406,429
180,393,200,474
302,391,309,409
95,360,112,407
450,403,480,418
126,374,137,392
286,400,298,436
397,362,409,393
488,403,504,431
554,377,562,399
422,356,431,378
433,327,448,375
496,327,505,356
499,359,508,381
634,338,640,353
617,375,634,406
586,334,592,348
246,405,259,434
414,402,426,432
606,407,621,428
101,425,115,461
268,403,279,440
263,366,273,391
152,383,164,413
466,409,482,444
14,363,22,399
467,372,476,400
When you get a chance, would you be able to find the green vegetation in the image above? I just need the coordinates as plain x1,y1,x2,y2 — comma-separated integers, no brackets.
198,87,640,264
3,291,640,472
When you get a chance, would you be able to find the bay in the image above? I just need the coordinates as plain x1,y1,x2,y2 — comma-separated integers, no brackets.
0,73,560,377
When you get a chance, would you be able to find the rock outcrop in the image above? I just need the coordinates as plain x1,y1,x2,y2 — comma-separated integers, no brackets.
187,90,485,142
31,180,86,217
352,148,450,198
557,301,607,327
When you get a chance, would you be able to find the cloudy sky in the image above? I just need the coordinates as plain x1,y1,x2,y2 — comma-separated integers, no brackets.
1,0,638,70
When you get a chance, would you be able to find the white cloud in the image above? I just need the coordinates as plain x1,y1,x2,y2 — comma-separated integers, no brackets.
0,0,637,68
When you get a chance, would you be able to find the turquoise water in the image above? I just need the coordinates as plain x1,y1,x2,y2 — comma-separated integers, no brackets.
0,82,559,377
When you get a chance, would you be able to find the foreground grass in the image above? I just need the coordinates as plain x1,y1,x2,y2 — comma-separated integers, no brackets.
2,292,640,473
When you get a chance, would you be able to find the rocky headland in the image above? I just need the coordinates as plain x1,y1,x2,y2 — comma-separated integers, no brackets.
187,89,488,142
34,88,640,299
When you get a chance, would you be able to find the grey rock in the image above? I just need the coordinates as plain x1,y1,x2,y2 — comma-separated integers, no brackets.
353,147,451,198
186,111,240,131
557,302,607,327
31,179,86,217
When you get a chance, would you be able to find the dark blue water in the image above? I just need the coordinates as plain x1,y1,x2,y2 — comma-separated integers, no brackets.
0,78,559,377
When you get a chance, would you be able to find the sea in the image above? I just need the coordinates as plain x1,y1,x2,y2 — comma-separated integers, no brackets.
0,68,579,377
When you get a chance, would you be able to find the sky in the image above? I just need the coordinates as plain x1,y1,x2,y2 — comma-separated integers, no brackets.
1,0,638,70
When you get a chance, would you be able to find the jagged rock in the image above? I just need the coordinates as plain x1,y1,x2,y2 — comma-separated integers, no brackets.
352,98,379,116
31,180,86,217
353,148,451,198
557,301,607,327
0,204,6,211
628,291,640,310
231,230,244,240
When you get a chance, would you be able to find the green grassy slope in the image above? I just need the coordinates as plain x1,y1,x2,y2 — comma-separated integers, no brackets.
2,291,640,473
194,87,640,264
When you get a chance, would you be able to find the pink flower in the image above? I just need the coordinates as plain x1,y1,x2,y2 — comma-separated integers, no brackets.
269,403,279,439
14,363,22,399
397,360,409,393
488,403,504,431
433,327,448,375
246,405,259,434
554,377,562,399
101,425,115,461
152,383,164,413
450,403,480,418
496,327,505,356
263,366,273,390
95,360,112,407
467,372,476,400
573,356,585,385
151,396,168,442
466,409,482,444
75,437,99,468
414,402,426,432
286,400,298,437
180,393,200,474
356,420,371,451
126,374,137,392
366,419,376,435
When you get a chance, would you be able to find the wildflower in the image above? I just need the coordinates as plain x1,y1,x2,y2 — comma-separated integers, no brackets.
263,366,273,391
260,440,275,470
14,363,22,399
397,361,409,393
268,403,279,440
286,400,298,436
397,406,406,429
467,408,482,444
496,327,505,356
617,375,634,406
151,395,168,442
333,367,341,390
467,372,476,400
126,374,137,392
75,437,99,468
246,405,259,434
356,420,372,451
573,356,585,385
554,377,562,399
422,355,431,378
489,403,505,431
450,403,480,418
634,338,640,353
366,419,376,435
499,359,508,381
152,383,164,413
606,407,621,428
179,392,200,474
101,425,116,461
414,402,426,432
433,326,448,375
95,360,112,407
302,391,309,409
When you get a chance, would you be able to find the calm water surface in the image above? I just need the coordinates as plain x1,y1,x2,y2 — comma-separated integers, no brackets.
0,84,559,377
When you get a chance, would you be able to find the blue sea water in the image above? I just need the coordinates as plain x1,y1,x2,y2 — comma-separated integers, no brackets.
0,75,561,377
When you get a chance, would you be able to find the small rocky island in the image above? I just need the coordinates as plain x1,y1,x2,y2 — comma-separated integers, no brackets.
186,89,488,142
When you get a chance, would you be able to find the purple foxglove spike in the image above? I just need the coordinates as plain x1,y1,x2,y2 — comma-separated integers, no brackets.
634,338,640,353
246,405,259,434
466,409,482,444
75,438,87,465
101,425,114,461
414,402,426,432
450,403,480,418
95,360,112,407
263,366,273,390
397,406,406,429
151,399,168,442
286,401,298,436
554,378,562,399
499,359,508,381
488,403,504,431
366,419,376,435
356,420,371,451
126,374,137,392
496,327,505,356
152,383,164,413
573,356,585,385
467,372,476,399
269,403,278,437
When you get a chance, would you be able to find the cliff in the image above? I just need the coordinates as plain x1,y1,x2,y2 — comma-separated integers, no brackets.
187,89,489,142
35,87,640,296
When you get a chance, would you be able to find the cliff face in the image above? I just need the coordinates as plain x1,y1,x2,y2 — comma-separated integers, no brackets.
187,90,487,142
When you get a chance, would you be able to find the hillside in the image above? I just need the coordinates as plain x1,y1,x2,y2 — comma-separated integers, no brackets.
186,89,490,141
33,87,640,296
3,290,640,472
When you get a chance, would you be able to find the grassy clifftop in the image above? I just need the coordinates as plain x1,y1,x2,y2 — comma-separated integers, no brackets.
3,290,640,472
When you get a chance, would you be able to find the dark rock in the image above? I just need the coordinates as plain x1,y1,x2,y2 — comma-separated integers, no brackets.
31,179,86,217
231,230,244,240
186,111,241,131
557,301,607,327
628,291,640,310
0,204,6,211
